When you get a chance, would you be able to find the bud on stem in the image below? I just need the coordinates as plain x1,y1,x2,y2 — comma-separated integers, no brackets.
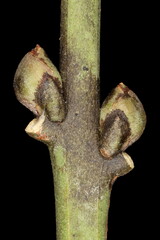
100,83,146,158
14,45,65,122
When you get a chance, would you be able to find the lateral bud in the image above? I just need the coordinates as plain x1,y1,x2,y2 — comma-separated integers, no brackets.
100,82,146,158
13,44,65,122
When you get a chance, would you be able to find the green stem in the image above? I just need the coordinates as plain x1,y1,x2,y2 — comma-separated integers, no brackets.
55,1,111,239
49,145,111,240
52,1,113,239
60,0,101,114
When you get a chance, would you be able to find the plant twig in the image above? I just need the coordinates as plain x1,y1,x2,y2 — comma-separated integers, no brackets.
14,0,146,239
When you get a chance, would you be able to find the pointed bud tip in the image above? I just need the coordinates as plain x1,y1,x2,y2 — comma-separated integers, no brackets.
118,82,129,92
30,44,42,55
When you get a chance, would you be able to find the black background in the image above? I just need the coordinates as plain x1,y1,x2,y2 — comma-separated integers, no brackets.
1,0,159,239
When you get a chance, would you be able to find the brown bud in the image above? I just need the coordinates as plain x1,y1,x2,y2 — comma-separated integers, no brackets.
100,82,146,158
13,45,65,121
